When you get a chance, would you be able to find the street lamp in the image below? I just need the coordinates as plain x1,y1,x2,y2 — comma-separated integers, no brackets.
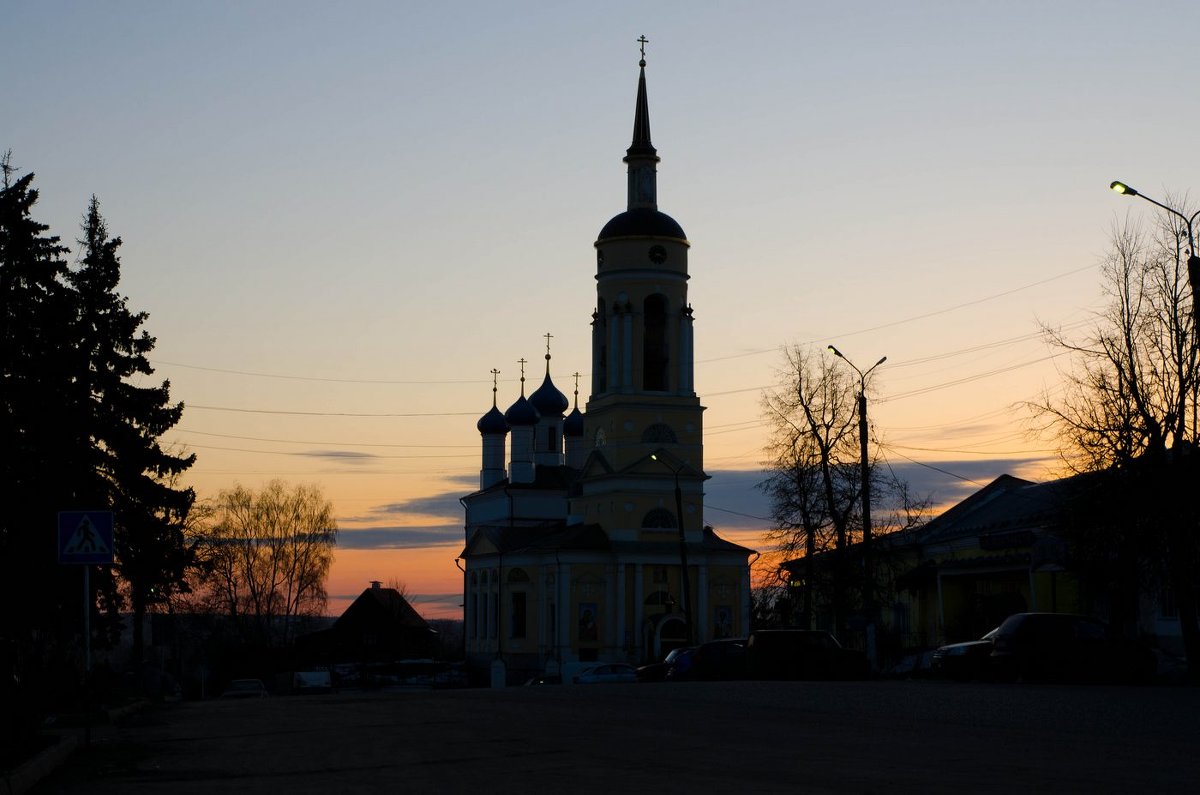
1110,181,1200,326
650,452,694,647
828,345,886,665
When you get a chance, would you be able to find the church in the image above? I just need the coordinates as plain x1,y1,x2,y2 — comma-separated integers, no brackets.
460,48,754,685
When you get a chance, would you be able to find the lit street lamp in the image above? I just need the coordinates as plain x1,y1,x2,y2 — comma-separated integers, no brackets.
828,345,886,667
651,452,694,647
1110,181,1200,326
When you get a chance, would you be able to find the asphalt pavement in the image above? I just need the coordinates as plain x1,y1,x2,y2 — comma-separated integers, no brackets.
27,679,1200,794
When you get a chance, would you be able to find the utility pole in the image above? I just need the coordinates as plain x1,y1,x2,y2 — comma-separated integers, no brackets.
828,347,886,670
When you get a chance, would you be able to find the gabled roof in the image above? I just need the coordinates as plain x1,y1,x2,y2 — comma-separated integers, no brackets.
334,585,432,633
913,473,1091,546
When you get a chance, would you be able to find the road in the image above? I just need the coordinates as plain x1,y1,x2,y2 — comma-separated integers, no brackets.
32,679,1200,794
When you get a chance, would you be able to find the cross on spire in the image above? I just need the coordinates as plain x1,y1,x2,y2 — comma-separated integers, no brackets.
518,358,527,395
490,368,500,407
572,372,581,408
544,332,554,372
637,35,648,65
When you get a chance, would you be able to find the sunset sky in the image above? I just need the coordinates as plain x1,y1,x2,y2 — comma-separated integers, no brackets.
6,1,1199,619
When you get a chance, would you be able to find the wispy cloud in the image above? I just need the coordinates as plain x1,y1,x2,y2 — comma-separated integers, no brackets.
703,458,1050,531
336,525,463,550
368,491,464,520
298,450,380,466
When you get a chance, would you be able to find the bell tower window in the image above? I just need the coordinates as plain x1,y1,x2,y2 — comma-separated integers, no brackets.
644,294,669,391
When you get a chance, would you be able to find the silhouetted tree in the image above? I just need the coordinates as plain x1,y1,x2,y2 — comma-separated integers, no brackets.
2,157,195,703
69,197,196,661
1034,210,1199,675
760,344,926,635
194,481,338,648
1,153,93,680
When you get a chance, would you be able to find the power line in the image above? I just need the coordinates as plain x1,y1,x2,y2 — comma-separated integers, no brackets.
187,405,479,418
177,428,476,448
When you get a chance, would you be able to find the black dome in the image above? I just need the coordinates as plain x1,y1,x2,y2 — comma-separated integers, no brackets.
529,372,569,416
504,395,539,426
597,208,686,241
476,404,508,435
563,406,584,437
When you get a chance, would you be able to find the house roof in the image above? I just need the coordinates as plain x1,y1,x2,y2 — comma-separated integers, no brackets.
913,473,1089,546
334,585,432,633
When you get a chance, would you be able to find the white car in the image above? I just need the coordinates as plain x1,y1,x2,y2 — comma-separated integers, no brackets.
572,663,638,684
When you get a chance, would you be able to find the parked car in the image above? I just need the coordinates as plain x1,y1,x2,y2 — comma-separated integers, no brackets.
989,612,1156,684
667,638,747,681
745,629,869,680
219,678,269,699
636,646,694,682
572,663,639,684
931,628,999,681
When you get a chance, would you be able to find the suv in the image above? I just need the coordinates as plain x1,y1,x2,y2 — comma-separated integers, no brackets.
667,638,747,681
989,613,1156,684
745,629,869,680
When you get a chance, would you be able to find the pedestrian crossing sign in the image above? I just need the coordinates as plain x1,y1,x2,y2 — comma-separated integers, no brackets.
58,511,114,564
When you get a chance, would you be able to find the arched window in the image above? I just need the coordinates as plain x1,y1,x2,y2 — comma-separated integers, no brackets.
643,294,669,391
641,422,677,444
594,298,607,393
642,508,677,529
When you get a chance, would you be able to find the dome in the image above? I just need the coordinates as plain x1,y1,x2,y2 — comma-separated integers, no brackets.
597,207,686,242
529,372,569,417
564,406,584,437
476,404,508,435
504,395,539,426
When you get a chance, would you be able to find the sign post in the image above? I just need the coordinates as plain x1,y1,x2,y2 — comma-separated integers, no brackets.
58,511,114,745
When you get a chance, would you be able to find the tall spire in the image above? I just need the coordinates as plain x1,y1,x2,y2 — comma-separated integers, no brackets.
625,35,659,210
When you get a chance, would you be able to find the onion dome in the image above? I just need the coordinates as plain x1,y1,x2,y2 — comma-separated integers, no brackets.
504,395,539,426
530,372,569,417
564,372,584,436
504,358,539,425
529,338,569,416
564,406,584,437
477,404,508,434
477,369,509,434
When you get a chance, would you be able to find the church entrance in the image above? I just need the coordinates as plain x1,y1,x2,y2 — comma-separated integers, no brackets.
649,615,689,662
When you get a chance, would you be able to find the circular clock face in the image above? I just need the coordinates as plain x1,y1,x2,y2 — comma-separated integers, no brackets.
648,245,667,264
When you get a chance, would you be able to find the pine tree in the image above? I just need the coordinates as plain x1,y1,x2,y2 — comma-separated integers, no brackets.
69,197,196,662
1,153,90,663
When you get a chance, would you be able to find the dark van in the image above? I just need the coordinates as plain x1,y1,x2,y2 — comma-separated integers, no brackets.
745,629,869,680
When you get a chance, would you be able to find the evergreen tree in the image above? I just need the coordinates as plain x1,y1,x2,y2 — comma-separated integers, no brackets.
1,153,90,673
69,197,196,662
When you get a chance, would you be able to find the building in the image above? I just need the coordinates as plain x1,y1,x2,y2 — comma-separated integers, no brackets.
459,51,754,685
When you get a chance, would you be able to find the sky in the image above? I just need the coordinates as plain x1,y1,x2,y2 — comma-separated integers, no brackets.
6,1,1200,620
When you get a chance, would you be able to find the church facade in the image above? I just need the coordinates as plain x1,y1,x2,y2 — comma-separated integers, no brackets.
460,53,754,684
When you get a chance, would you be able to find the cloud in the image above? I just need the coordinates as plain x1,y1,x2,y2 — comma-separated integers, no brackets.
368,490,464,520
702,458,1051,531
298,450,380,466
336,525,463,550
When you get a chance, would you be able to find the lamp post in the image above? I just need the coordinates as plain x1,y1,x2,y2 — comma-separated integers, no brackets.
828,346,886,666
1110,181,1200,327
651,452,694,647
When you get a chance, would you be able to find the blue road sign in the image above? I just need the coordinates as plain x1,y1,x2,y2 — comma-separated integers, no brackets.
58,511,115,564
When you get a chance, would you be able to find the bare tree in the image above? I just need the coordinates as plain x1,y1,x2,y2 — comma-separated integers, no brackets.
1033,208,1199,675
760,345,865,633
194,481,338,648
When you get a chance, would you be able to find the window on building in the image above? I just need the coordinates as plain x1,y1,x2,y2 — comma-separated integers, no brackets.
642,508,677,529
511,591,527,639
652,566,668,583
641,422,678,444
643,294,669,391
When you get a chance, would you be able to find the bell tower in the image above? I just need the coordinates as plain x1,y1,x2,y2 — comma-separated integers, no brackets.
574,44,705,542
